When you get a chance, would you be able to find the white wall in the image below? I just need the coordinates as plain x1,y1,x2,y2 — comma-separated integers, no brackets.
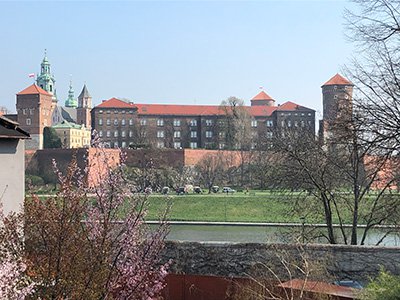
0,139,25,214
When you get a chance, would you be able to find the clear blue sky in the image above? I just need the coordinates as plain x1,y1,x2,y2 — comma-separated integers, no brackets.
0,0,355,119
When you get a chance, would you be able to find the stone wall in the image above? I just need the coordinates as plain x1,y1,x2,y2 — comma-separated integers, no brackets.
163,241,400,283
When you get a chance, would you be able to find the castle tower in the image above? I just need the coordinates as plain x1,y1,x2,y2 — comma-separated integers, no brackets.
77,84,92,129
319,73,354,142
250,90,276,107
16,84,53,149
65,80,78,108
36,50,57,109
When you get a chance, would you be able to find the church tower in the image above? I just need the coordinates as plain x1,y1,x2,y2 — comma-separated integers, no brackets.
36,50,57,109
77,84,92,129
65,80,78,108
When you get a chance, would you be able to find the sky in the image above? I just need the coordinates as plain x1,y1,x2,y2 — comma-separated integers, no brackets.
0,0,356,120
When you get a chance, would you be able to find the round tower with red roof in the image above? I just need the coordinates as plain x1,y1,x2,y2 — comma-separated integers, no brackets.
321,73,353,123
320,73,354,142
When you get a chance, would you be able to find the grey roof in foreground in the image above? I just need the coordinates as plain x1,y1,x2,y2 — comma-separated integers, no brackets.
0,116,30,139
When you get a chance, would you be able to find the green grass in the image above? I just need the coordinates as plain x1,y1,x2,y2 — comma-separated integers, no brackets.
146,192,306,223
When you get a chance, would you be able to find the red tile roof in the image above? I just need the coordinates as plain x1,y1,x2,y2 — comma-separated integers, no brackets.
97,97,136,108
277,101,311,111
322,74,353,87
251,91,274,101
97,98,280,117
17,84,52,96
96,98,313,117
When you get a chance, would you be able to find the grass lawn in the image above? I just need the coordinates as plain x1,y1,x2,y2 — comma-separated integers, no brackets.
146,192,313,223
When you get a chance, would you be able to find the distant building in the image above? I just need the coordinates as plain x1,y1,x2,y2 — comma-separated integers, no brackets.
52,121,91,148
91,91,315,150
14,52,92,149
0,116,29,214
319,73,354,143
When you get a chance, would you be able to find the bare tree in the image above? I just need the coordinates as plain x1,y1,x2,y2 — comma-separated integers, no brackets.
345,0,400,152
271,124,400,245
195,152,228,193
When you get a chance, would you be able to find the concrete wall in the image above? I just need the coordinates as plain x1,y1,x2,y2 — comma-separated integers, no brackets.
0,139,25,214
163,241,400,283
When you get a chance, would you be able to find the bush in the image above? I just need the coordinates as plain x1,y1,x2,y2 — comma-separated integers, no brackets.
361,269,400,300
25,175,45,186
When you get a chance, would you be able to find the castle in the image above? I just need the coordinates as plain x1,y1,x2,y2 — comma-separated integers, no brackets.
8,52,353,151
13,52,92,149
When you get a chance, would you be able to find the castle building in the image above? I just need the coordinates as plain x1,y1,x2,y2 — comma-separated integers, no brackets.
91,92,316,150
319,73,354,143
14,52,92,149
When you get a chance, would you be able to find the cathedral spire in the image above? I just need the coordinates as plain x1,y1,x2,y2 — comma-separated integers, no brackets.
36,50,57,103
65,77,78,108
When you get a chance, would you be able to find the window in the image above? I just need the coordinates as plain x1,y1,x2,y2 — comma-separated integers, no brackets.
174,131,181,138
266,132,273,138
26,118,31,125
22,109,27,115
121,131,126,137
129,119,134,125
121,119,126,126
205,119,212,126
157,119,164,126
219,143,225,149
308,113,312,116
129,130,133,137
190,119,197,126
251,120,257,127
114,119,118,126
190,142,197,149
140,119,147,126
121,141,126,148
106,130,111,137
294,121,298,127
173,119,181,127
301,120,305,127
281,120,285,127
287,120,292,127
157,141,165,148
114,131,118,137
99,131,103,137
174,142,181,149
219,132,225,138
106,119,111,125
98,119,103,125
99,110,103,114
157,130,164,138
266,120,273,127
114,142,118,148
190,131,197,138
206,131,212,138
29,108,34,115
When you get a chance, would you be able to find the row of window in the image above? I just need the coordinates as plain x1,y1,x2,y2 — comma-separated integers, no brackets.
99,130,138,138
157,141,198,149
98,109,135,114
280,112,313,117
98,118,278,128
281,120,312,128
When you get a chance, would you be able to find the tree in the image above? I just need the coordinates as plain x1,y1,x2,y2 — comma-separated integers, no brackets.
195,152,228,193
0,205,35,299
43,127,62,149
220,97,254,186
345,0,400,152
24,146,170,299
270,125,400,245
